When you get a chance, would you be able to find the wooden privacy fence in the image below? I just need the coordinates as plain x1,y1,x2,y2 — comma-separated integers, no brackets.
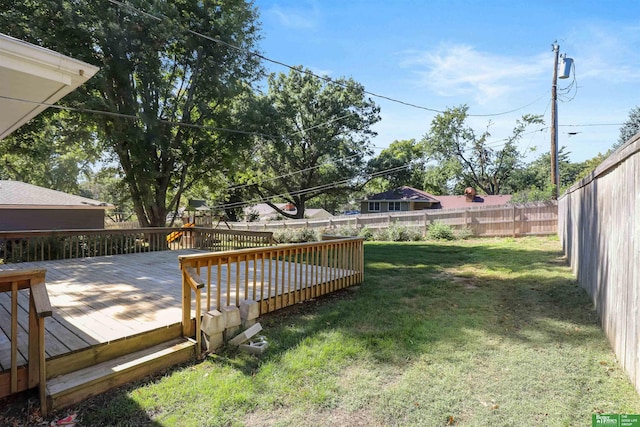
228,203,558,237
0,269,51,416
0,227,274,263
558,133,640,393
178,237,364,343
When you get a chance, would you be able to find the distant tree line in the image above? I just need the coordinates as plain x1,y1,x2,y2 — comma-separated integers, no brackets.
0,1,637,224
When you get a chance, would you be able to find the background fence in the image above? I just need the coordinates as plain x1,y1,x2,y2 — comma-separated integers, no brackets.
226,203,558,237
558,132,640,393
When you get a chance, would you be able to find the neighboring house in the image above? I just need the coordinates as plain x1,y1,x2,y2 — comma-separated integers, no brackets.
0,33,104,231
0,180,112,231
360,186,512,214
244,203,333,221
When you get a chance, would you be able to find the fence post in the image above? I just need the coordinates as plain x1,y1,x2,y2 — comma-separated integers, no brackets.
512,205,517,238
424,212,429,235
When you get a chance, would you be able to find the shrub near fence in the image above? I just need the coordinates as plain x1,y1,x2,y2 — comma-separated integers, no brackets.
229,203,558,238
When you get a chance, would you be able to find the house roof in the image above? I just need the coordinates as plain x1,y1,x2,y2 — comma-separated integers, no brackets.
435,194,512,210
0,33,99,140
363,186,512,209
364,186,440,203
0,180,111,209
244,203,333,220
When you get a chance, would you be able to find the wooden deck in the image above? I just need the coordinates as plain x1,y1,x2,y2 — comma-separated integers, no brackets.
0,250,206,371
0,248,358,372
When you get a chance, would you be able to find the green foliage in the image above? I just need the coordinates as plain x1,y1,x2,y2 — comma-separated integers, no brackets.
365,222,422,242
366,139,427,191
421,105,543,195
273,228,318,243
387,221,415,242
1,1,263,227
614,106,640,150
68,237,640,426
455,226,474,240
245,67,381,220
0,111,101,194
332,225,360,237
426,221,456,240
510,148,610,198
358,227,375,241
511,184,555,204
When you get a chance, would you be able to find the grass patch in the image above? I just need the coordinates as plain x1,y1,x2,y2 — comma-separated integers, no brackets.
68,236,640,426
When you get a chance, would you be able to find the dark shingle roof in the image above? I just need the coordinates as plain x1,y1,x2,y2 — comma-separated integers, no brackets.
365,186,440,202
0,180,110,208
364,186,512,209
435,194,512,209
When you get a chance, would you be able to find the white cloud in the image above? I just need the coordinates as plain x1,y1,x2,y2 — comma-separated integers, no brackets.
265,3,320,30
565,23,640,81
401,44,549,105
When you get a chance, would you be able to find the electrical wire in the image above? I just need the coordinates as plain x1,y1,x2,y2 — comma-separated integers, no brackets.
106,0,550,118
558,61,578,103
212,164,411,210
0,94,279,139
225,152,364,191
0,95,361,142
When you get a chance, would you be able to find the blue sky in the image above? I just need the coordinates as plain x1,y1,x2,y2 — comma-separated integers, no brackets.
253,0,640,163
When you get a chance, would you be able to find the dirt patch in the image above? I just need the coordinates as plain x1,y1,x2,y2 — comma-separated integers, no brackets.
432,271,478,289
244,407,380,427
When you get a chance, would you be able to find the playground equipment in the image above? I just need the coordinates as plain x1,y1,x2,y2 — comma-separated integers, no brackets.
166,223,195,244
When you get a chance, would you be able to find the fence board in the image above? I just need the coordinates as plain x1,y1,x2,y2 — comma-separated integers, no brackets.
558,133,640,392
228,203,557,237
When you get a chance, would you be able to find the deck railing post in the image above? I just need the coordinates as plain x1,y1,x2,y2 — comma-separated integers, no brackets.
181,270,191,337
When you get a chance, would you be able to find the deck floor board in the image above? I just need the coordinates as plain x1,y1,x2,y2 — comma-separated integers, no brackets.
0,248,357,371
0,250,203,370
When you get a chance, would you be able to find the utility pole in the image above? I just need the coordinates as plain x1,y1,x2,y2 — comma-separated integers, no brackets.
550,42,560,200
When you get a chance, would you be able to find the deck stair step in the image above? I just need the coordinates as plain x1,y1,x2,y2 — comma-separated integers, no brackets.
46,337,196,411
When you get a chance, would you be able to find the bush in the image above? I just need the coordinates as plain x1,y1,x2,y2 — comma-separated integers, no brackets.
295,228,318,242
456,226,474,240
387,221,413,242
359,227,374,241
273,229,295,243
426,221,456,241
273,228,318,243
373,228,390,241
333,225,360,237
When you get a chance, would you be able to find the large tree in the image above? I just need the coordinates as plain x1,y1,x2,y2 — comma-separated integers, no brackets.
0,112,100,194
243,67,380,219
366,139,427,192
421,106,543,195
1,0,262,226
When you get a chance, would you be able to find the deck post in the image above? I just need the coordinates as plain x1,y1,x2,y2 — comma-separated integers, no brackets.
181,270,191,337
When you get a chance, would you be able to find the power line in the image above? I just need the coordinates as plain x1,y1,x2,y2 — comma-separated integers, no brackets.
213,164,411,210
0,94,278,139
225,152,364,191
0,95,360,141
106,0,549,118
559,123,623,127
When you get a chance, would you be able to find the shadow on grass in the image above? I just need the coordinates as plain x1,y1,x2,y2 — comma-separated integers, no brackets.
211,239,601,371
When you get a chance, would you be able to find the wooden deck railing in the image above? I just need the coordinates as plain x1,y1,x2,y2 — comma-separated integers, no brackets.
0,269,52,416
178,237,364,339
0,228,274,263
181,267,204,358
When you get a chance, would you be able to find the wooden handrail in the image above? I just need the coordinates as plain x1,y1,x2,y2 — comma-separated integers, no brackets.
178,237,364,320
181,267,204,357
0,227,274,263
0,269,52,416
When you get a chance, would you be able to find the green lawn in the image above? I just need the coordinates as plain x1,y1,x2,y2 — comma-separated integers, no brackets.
74,236,640,426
